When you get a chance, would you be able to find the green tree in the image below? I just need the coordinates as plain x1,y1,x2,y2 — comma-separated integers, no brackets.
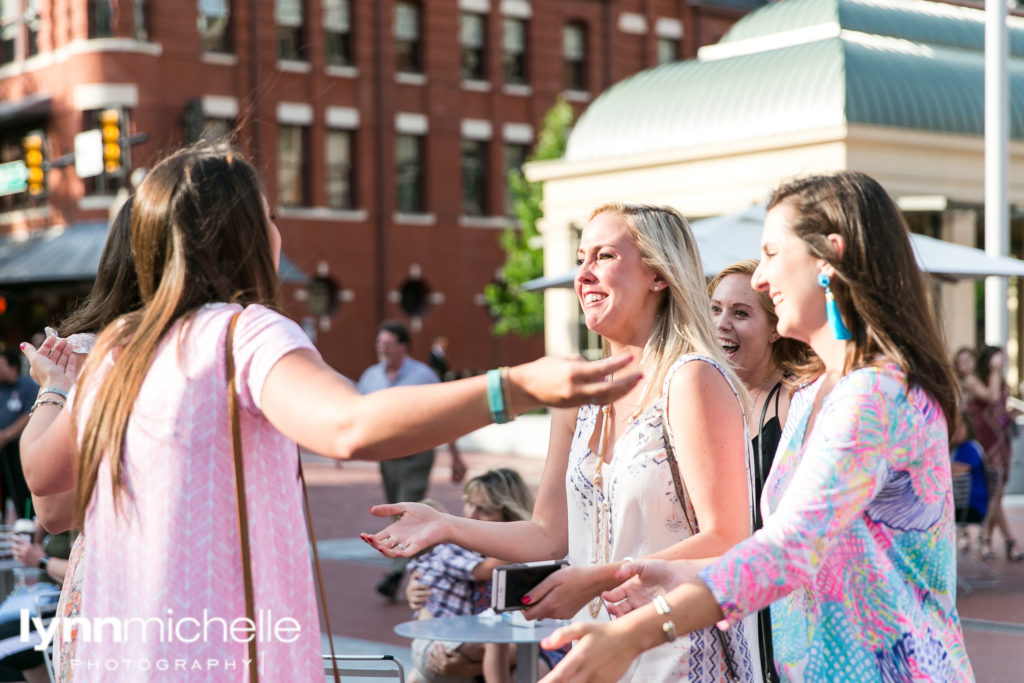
484,96,574,336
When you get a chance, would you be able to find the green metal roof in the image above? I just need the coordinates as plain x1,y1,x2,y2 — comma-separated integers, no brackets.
721,0,1024,55
563,0,1024,164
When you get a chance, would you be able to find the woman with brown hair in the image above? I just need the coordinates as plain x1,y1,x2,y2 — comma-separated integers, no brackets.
964,344,1023,561
707,259,813,681
18,144,638,681
538,171,972,682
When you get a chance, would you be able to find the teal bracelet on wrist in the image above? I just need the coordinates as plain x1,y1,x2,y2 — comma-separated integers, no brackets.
486,369,509,424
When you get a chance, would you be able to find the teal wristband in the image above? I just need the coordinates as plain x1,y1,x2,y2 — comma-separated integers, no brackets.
486,369,509,424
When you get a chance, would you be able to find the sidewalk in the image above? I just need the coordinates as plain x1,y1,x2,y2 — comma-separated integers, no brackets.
304,452,1024,681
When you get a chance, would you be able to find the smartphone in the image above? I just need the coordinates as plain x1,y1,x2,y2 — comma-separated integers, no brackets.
491,559,568,612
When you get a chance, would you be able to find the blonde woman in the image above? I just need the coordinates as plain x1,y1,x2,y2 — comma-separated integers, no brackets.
365,204,760,682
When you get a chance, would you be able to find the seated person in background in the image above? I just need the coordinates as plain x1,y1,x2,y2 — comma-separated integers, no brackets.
0,529,74,683
404,469,560,683
950,413,989,543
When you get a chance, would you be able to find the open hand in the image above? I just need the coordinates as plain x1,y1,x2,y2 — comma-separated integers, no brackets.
539,620,640,683
602,559,695,618
508,354,641,413
361,501,448,558
21,336,80,391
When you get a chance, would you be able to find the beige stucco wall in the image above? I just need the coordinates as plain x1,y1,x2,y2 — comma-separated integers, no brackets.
528,123,1024,358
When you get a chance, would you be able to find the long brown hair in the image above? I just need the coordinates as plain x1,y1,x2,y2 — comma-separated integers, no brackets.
75,145,281,523
707,259,818,385
59,200,141,336
767,172,957,425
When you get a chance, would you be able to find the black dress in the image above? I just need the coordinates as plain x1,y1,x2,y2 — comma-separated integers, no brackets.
749,381,783,682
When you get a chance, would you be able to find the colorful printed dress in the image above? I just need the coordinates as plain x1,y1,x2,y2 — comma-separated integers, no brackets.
567,354,759,682
68,303,322,682
699,363,974,681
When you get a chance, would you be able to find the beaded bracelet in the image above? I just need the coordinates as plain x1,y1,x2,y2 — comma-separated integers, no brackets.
653,594,677,642
29,397,65,416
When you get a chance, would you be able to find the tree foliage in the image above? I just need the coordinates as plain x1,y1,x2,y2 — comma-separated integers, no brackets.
484,96,574,336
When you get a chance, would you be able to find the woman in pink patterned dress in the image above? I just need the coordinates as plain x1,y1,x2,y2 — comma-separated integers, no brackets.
18,145,639,682
539,172,973,682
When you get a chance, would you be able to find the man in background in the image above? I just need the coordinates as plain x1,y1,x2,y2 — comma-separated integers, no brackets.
358,322,467,599
0,349,37,522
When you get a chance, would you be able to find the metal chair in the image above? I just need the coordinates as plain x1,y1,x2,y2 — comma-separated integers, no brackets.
323,653,405,682
952,472,999,595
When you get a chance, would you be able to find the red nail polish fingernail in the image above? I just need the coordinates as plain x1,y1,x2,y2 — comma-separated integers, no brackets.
19,343,25,350
521,595,532,605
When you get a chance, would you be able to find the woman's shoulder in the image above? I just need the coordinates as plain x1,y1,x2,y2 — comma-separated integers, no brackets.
662,353,733,394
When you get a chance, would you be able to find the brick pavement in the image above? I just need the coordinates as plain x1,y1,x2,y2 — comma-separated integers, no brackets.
303,451,1024,682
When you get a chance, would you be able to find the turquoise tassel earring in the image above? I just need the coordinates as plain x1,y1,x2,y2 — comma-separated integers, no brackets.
817,273,852,340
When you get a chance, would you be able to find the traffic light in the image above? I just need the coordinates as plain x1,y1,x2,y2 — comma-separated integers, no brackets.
99,108,122,173
22,134,44,196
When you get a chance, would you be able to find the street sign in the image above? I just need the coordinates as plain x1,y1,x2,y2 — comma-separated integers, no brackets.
74,129,104,179
0,160,28,197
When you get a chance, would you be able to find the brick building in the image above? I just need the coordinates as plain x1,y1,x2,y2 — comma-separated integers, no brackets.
0,0,762,377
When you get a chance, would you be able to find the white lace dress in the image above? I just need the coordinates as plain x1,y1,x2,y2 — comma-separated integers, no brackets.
565,354,761,682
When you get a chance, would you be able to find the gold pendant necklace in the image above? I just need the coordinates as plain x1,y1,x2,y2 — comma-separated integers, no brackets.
590,403,612,618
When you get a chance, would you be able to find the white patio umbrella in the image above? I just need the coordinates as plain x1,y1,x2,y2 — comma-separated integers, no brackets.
523,205,1024,290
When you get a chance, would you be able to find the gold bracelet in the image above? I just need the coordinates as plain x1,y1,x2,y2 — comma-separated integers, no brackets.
29,397,65,416
653,595,676,642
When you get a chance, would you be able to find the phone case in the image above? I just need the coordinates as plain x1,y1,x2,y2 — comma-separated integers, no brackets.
491,559,568,612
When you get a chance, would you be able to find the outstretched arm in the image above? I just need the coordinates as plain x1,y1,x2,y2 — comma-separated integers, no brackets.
261,351,638,462
361,408,578,562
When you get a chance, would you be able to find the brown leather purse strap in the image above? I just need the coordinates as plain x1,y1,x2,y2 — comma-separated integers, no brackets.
662,420,740,682
225,311,259,682
301,458,341,682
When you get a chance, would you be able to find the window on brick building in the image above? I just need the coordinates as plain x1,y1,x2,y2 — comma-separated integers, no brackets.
657,37,678,65
326,128,355,210
26,0,38,56
198,0,231,53
1,0,17,63
396,134,424,213
502,18,526,85
276,0,306,61
503,143,527,216
563,21,587,91
88,0,113,38
133,0,147,41
460,12,485,81
324,0,352,67
201,117,234,143
461,139,487,216
394,1,421,74
277,124,309,207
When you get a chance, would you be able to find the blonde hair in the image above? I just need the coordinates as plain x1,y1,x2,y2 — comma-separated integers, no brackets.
588,202,747,415
462,468,534,522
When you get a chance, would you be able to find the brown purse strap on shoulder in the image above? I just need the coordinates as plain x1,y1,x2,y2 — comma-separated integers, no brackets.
662,419,741,682
301,456,341,682
225,311,259,682
226,311,341,683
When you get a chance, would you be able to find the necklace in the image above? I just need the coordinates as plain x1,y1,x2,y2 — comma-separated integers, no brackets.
589,403,612,618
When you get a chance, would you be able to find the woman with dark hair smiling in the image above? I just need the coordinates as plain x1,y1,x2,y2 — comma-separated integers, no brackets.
538,172,972,682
